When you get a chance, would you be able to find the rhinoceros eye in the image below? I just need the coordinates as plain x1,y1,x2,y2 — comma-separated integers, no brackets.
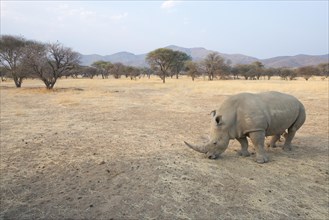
213,141,217,145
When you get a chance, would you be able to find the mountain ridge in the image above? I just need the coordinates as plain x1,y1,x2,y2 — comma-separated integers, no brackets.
79,45,328,68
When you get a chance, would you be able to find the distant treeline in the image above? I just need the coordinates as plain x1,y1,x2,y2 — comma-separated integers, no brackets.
1,35,328,89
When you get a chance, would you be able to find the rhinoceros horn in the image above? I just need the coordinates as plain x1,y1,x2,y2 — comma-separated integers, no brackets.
184,141,208,154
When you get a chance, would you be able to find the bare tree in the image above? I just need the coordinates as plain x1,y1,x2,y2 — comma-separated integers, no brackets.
0,66,9,81
21,41,48,80
22,41,80,89
0,35,29,87
47,42,80,86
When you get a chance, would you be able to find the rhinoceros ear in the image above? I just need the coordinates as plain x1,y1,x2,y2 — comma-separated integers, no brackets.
211,111,223,126
215,115,223,126
210,110,216,117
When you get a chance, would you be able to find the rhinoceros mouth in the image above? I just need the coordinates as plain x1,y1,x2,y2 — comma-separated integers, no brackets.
184,141,221,159
207,154,218,159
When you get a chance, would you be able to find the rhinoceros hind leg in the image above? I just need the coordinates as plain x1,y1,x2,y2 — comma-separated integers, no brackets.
268,134,281,148
249,131,269,163
283,129,296,151
283,109,305,151
236,137,250,157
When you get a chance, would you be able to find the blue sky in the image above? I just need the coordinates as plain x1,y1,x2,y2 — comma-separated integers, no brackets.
1,1,328,58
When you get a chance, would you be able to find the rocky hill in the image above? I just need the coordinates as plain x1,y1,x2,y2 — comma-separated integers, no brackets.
261,54,329,68
79,45,328,68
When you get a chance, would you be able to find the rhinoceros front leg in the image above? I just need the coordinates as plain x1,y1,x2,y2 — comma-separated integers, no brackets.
249,131,269,163
236,137,250,157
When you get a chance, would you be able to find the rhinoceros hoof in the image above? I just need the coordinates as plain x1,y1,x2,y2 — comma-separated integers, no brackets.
237,150,250,157
266,143,276,148
282,145,292,151
256,154,269,163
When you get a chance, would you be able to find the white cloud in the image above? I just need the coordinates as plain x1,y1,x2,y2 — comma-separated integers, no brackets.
54,5,96,21
110,12,128,21
161,0,180,9
183,17,190,25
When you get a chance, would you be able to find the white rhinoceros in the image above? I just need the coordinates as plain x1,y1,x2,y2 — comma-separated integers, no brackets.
184,91,306,163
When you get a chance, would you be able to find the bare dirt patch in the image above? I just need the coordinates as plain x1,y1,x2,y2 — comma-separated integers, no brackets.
1,77,328,219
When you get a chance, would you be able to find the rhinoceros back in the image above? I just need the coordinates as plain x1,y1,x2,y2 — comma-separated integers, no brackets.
224,91,305,137
258,91,305,135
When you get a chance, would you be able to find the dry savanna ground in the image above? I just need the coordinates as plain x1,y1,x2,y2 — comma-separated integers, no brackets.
0,76,328,220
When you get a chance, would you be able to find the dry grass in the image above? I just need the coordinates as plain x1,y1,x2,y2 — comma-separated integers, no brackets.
0,76,328,219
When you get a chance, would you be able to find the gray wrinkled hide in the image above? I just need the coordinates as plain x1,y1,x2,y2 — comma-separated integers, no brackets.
185,91,306,163
220,91,305,138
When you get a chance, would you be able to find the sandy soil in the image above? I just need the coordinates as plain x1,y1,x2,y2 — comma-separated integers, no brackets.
0,77,328,219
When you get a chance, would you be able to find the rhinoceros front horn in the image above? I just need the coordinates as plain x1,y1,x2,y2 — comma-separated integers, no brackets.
184,141,208,154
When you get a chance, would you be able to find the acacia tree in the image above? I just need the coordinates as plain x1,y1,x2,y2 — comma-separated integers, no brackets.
297,65,319,81
317,63,329,79
230,66,241,79
22,41,80,89
140,67,153,79
234,64,252,80
125,66,141,80
250,61,265,79
79,66,98,79
234,62,266,80
112,62,125,79
0,35,30,87
91,60,113,79
170,51,191,79
277,68,296,80
146,48,176,83
185,61,201,81
264,67,279,80
202,52,226,80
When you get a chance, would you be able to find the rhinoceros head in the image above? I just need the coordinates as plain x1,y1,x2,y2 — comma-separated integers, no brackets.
184,110,230,159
